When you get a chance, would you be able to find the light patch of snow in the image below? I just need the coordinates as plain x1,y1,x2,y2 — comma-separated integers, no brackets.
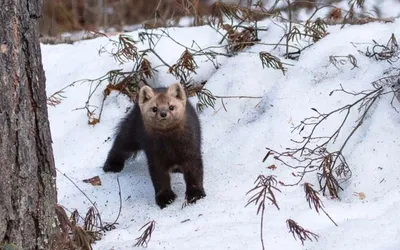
42,16,400,250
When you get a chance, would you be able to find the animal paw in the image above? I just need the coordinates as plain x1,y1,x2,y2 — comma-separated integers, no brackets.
156,189,177,209
185,187,206,204
102,162,124,173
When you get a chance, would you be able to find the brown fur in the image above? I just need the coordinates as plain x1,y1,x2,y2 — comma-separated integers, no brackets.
102,83,206,209
138,84,187,132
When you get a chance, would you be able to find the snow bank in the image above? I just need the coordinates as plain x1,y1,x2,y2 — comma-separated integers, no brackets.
42,17,400,250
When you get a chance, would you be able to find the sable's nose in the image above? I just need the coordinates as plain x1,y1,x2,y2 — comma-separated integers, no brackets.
160,111,167,118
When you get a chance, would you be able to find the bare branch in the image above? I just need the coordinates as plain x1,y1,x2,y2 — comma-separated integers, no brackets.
286,219,319,245
134,220,157,248
246,175,282,250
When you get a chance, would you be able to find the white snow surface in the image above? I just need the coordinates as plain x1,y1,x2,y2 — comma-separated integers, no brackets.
42,18,400,250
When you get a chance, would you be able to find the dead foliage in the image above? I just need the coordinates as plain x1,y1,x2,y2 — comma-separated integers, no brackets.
169,49,198,83
340,0,366,28
46,81,76,107
111,34,139,63
195,87,216,113
53,32,154,125
210,1,253,28
263,83,385,198
82,176,102,186
47,90,67,107
329,54,359,70
134,220,157,248
222,24,258,53
56,169,123,236
246,175,282,212
259,52,286,74
286,219,319,245
317,152,343,199
54,205,102,250
246,175,281,250
304,183,338,226
364,33,399,64
327,8,342,21
304,18,328,43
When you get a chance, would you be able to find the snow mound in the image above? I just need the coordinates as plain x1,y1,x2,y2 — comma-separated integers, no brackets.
42,18,400,250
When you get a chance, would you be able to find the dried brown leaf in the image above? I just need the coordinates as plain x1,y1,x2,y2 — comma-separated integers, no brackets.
328,8,342,20
83,176,102,186
88,118,100,126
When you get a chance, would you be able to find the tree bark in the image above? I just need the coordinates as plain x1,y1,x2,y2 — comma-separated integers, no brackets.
0,1,59,249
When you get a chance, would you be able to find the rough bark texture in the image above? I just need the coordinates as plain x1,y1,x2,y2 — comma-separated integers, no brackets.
0,0,59,249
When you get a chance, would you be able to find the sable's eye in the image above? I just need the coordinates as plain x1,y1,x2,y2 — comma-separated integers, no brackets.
152,107,158,112
169,105,174,111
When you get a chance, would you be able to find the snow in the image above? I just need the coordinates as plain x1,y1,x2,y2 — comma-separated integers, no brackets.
41,16,400,250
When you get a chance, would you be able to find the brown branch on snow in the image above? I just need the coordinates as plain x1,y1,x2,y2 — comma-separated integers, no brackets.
245,175,282,250
47,81,77,107
304,183,338,226
364,33,399,64
286,219,319,245
54,204,102,250
329,54,359,71
246,175,282,212
263,82,388,198
56,168,123,234
56,168,104,228
134,220,157,248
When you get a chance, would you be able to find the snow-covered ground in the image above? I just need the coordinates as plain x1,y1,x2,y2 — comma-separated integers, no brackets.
42,15,400,250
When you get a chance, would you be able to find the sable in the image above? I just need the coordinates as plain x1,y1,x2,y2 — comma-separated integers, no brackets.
103,83,206,209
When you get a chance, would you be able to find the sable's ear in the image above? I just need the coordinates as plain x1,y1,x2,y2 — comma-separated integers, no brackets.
139,86,154,106
167,83,186,101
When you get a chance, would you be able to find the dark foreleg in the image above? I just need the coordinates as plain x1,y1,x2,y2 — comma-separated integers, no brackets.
147,158,177,209
102,133,140,173
181,156,206,204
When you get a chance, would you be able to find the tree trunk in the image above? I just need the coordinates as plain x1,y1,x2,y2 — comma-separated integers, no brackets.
0,1,59,249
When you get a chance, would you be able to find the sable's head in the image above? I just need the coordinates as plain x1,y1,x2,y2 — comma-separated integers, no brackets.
138,83,187,131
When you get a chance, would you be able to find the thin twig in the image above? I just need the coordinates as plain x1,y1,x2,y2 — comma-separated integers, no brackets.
56,168,104,228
